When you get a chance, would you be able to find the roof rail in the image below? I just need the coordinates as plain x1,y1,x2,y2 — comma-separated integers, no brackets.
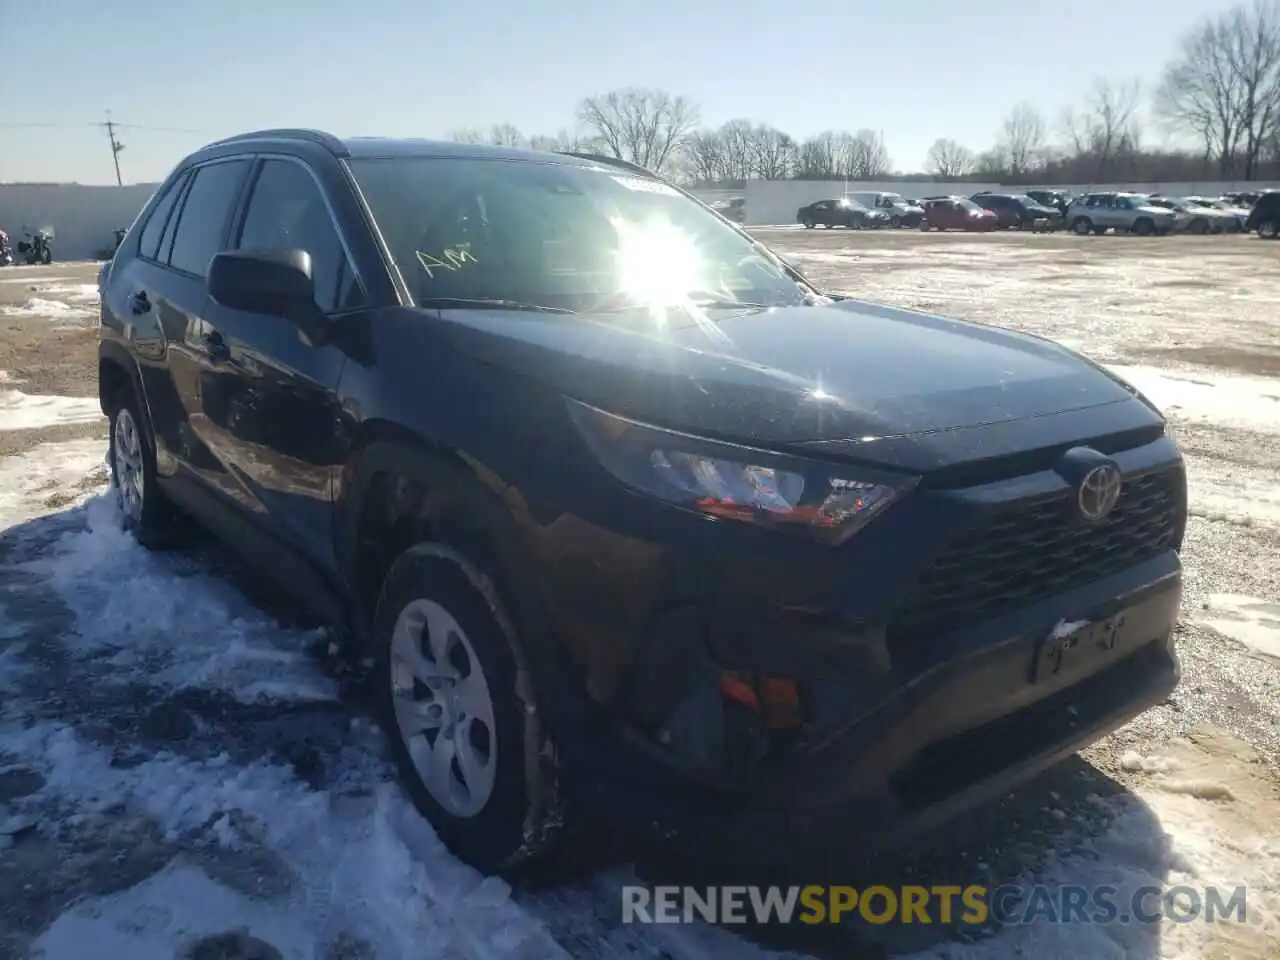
203,128,348,156
558,152,657,178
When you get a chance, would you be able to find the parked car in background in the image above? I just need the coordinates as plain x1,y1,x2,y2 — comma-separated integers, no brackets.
919,196,1000,231
797,197,888,229
847,191,926,228
1143,197,1234,234
1065,193,1178,236
1025,190,1073,216
1245,191,1280,237
1183,196,1251,231
99,129,1187,874
722,197,746,223
971,193,1062,230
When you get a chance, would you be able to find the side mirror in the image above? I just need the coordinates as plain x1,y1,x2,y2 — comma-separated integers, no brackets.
208,249,329,344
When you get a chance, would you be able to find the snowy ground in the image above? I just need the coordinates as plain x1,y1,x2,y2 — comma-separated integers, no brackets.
0,243,1278,960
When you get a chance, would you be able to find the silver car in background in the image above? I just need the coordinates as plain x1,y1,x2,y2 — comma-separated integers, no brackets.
1144,197,1238,234
1065,193,1180,236
1183,196,1251,232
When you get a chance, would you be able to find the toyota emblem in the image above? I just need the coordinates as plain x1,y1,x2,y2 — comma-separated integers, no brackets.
1077,464,1122,522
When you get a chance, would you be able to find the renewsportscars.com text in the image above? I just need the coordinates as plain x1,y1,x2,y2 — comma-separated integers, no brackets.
621,884,1247,926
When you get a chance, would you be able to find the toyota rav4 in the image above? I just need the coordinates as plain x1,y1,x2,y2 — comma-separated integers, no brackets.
98,130,1185,872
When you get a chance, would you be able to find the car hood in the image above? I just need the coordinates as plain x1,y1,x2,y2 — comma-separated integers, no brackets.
434,299,1153,470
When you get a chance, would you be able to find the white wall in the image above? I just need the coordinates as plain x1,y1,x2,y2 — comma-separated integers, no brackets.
743,179,1280,226
0,183,160,261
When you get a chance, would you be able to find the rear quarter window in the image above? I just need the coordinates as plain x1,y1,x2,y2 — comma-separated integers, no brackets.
137,173,189,261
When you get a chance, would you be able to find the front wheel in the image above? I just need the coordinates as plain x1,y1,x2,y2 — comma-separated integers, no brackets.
1070,217,1093,235
375,544,563,873
888,215,902,228
802,218,815,229
1258,220,1279,239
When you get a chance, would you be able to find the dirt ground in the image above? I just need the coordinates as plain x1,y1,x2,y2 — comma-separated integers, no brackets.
0,262,105,457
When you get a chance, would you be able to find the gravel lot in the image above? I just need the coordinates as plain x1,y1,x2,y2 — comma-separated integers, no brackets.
0,235,1277,960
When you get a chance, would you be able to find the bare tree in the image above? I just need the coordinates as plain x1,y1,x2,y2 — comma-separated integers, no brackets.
489,123,526,148
683,129,727,183
1224,0,1280,178
999,102,1047,176
795,132,839,179
752,125,796,179
1155,14,1245,175
450,128,486,145
925,138,975,178
843,129,891,178
527,129,593,154
717,118,758,180
576,88,700,174
1061,77,1143,178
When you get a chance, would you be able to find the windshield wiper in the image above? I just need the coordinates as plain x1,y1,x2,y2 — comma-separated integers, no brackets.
417,297,578,315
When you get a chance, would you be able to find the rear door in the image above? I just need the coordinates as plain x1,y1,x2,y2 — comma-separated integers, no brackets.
108,159,252,491
196,155,363,568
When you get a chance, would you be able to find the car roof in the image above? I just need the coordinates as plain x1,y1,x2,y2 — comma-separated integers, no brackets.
191,128,652,175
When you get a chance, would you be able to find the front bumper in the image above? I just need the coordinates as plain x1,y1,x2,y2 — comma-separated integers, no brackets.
585,557,1181,865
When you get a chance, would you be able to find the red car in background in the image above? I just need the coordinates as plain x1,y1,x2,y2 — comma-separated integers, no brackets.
919,196,1000,231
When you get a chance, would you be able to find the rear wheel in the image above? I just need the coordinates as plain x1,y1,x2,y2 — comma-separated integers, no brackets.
1258,220,1279,239
1132,218,1155,236
1070,217,1093,235
106,388,183,548
375,544,563,873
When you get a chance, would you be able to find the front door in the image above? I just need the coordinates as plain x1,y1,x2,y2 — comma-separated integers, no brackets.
196,156,364,569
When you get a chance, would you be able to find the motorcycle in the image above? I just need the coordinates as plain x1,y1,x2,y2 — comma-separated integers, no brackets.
16,227,53,265
0,230,12,266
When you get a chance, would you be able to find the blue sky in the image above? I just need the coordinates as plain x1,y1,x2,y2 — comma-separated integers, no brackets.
1,0,1230,184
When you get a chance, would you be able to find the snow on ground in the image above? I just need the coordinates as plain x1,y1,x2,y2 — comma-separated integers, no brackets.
0,298,93,321
0,390,103,431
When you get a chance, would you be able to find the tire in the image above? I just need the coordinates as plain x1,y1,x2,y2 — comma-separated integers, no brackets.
802,219,815,229
106,385,181,548
888,215,902,228
40,248,51,265
1189,218,1209,235
1258,220,1279,239
374,543,562,874
1133,218,1155,237
1070,217,1093,235
919,220,930,231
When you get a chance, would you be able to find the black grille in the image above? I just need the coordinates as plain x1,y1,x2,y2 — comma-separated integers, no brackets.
887,468,1182,644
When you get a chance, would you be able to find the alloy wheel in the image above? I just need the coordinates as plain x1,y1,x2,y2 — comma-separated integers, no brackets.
389,598,497,818
112,407,146,522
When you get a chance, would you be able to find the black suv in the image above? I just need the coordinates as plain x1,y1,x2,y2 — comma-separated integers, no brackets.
1245,192,1280,238
971,192,1064,229
99,130,1186,873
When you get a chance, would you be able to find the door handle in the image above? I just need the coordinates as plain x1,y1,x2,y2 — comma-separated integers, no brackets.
201,332,231,362
129,291,151,315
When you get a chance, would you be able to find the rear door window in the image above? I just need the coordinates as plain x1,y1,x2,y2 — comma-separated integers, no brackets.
166,159,251,277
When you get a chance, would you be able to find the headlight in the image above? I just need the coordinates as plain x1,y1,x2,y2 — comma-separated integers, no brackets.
567,399,916,543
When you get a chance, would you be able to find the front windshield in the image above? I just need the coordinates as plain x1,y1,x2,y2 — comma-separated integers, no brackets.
348,156,810,315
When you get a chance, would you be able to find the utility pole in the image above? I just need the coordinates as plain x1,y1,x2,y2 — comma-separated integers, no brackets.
104,112,125,186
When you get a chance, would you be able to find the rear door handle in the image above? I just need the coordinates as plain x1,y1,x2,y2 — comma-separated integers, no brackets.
129,291,151,315
201,332,231,362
